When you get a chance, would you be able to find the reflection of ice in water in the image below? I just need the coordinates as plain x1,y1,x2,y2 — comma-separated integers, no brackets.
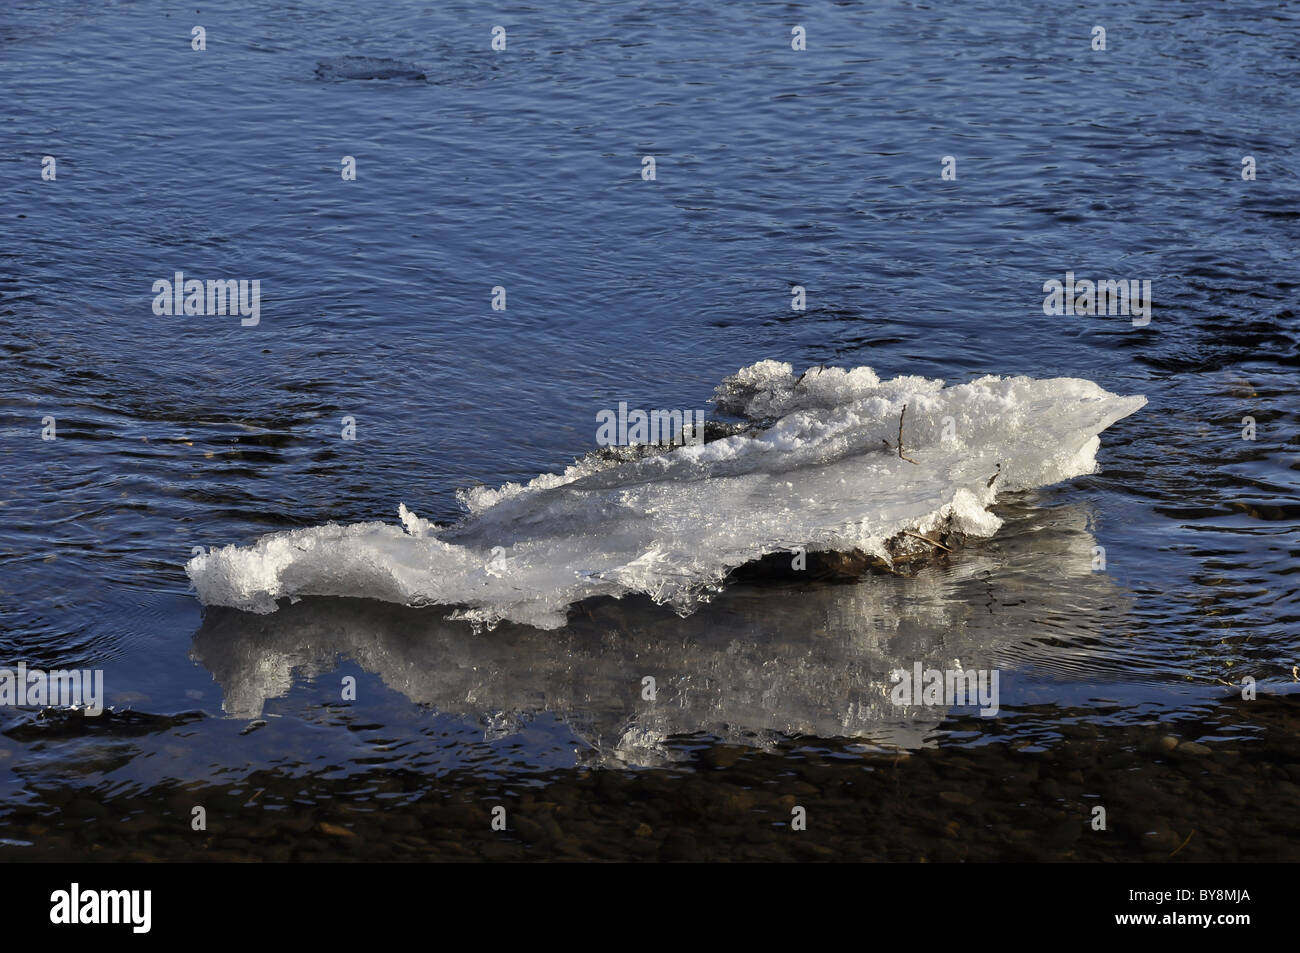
191,503,1129,762
187,362,1144,630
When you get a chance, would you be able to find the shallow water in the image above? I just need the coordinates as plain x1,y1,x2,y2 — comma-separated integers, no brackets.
1,0,1297,860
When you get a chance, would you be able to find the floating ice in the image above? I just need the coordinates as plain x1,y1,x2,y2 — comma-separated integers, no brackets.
186,361,1146,629
190,501,1130,755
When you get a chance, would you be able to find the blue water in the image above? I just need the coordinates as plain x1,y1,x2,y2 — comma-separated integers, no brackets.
1,0,1297,856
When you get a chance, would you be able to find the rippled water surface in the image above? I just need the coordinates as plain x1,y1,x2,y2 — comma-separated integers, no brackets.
1,0,1297,860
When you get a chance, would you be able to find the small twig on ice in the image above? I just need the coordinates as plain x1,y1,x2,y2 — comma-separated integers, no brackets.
903,530,953,553
898,404,918,465
795,364,824,387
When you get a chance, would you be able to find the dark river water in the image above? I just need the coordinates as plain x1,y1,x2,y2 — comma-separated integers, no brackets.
1,0,1297,861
